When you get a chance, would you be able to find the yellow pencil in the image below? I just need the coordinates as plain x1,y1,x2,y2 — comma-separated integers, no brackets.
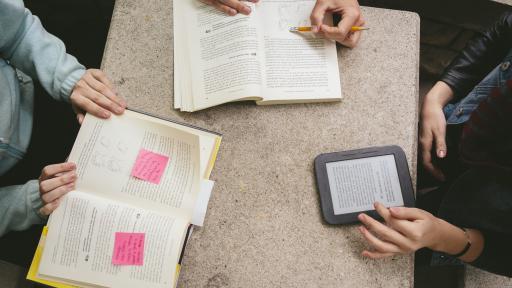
289,26,369,32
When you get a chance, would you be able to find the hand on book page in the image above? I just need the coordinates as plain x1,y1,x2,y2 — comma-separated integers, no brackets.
310,0,364,47
70,69,126,124
38,162,77,216
201,0,259,16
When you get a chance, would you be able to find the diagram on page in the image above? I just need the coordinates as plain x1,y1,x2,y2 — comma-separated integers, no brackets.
277,3,311,31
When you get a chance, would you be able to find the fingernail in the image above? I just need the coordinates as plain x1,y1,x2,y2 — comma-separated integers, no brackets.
390,207,399,213
68,162,76,169
312,25,319,33
103,111,111,118
229,9,237,15
116,106,124,114
438,150,445,158
358,214,365,220
242,5,251,14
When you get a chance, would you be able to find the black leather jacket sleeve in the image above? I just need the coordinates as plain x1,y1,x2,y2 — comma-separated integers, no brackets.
470,229,512,277
440,12,512,101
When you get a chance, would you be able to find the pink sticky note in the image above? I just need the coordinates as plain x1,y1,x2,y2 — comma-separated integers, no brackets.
131,149,169,184
112,232,145,265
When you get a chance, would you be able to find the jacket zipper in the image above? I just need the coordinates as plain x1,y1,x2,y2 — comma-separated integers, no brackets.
5,60,20,138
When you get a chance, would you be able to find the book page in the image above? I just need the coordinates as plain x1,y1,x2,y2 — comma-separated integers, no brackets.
128,110,221,179
256,0,341,103
68,112,201,220
173,0,193,110
326,155,404,214
39,192,188,288
179,0,264,111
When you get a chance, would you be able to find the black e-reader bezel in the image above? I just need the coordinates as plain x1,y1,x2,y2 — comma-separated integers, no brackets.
314,145,415,225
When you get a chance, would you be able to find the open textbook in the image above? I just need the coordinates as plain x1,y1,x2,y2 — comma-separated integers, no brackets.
174,0,342,112
27,110,222,288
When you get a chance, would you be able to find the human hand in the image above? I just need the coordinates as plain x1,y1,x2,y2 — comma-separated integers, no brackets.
200,0,259,16
310,0,364,47
357,203,443,259
419,81,454,181
38,162,77,216
70,69,126,124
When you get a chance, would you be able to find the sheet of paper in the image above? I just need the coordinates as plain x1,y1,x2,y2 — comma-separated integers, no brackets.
191,180,214,226
112,232,145,265
326,155,404,214
131,149,170,184
183,1,263,111
256,0,341,102
39,192,188,288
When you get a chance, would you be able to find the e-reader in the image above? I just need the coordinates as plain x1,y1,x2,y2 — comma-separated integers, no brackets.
314,145,415,225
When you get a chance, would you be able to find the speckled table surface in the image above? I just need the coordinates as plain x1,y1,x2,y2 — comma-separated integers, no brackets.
493,0,512,5
102,2,419,287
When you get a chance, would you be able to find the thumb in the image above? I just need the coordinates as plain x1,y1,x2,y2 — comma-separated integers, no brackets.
389,207,426,221
435,130,447,158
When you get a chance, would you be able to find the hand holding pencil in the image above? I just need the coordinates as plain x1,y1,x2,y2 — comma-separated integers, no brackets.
201,0,365,47
309,0,365,48
290,26,368,32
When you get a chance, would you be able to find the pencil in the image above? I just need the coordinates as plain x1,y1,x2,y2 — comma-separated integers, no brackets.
289,26,369,32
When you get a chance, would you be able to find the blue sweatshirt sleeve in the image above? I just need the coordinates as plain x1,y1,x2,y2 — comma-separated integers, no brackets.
0,0,85,102
0,180,45,237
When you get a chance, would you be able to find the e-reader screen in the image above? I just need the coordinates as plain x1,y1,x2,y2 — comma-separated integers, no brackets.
326,154,404,215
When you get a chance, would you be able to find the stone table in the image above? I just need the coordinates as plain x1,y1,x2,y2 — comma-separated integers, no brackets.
102,2,420,287
493,0,512,5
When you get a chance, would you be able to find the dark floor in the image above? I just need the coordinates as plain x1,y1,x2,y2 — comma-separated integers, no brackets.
25,0,114,70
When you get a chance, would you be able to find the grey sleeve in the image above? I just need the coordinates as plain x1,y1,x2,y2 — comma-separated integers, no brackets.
0,180,46,237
